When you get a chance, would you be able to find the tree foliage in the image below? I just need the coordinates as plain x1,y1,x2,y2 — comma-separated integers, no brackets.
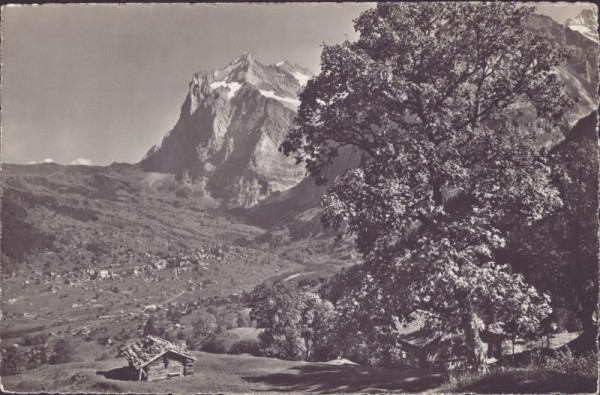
189,311,218,350
49,337,75,364
1,346,28,376
247,281,334,361
510,113,599,351
142,316,165,338
282,3,574,371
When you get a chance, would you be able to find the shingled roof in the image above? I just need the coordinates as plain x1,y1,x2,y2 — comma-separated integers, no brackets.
395,310,438,349
120,335,194,369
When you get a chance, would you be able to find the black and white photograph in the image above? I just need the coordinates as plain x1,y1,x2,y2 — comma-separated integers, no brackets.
0,2,598,393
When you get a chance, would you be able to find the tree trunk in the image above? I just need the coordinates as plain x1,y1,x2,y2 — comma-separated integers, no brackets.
568,304,598,354
463,309,488,373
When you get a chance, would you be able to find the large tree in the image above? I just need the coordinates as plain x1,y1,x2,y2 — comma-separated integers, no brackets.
282,3,574,372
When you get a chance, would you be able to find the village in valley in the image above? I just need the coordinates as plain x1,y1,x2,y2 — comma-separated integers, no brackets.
1,2,598,394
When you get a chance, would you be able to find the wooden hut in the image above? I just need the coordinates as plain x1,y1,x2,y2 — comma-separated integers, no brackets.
394,310,506,368
121,336,195,381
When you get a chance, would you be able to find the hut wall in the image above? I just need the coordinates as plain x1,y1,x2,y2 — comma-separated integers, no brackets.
145,355,185,381
184,361,194,376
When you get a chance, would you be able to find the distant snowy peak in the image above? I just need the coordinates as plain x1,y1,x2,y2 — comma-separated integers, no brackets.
191,53,314,106
274,60,313,87
140,53,313,208
566,9,598,42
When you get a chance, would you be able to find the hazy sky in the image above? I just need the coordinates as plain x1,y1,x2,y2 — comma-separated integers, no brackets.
1,3,596,165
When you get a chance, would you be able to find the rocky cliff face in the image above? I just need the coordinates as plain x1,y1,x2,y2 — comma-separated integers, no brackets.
566,9,599,43
528,13,598,120
140,53,313,207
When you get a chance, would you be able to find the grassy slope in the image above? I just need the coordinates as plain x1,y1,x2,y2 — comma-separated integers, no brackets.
438,369,597,394
1,351,445,394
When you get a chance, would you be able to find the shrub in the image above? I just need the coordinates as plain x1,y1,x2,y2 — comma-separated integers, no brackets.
236,313,251,328
202,333,239,354
1,346,28,376
26,345,48,369
229,339,262,356
538,349,598,380
49,337,75,364
21,333,49,346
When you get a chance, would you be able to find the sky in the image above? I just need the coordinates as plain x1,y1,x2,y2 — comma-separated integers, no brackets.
1,2,596,166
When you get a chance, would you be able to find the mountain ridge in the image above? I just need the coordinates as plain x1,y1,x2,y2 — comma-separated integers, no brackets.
140,54,313,208
566,8,599,43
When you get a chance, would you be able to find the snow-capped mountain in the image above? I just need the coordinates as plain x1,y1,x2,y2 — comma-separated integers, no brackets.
566,9,598,43
140,53,313,208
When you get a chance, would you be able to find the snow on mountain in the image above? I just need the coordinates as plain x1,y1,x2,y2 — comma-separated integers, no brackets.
274,60,313,87
209,81,242,100
140,53,314,208
566,9,598,42
259,89,301,108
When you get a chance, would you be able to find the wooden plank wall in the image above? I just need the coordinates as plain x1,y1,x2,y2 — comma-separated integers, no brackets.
146,357,185,381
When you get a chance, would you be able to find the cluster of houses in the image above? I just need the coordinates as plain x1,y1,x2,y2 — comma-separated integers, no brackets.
23,245,227,292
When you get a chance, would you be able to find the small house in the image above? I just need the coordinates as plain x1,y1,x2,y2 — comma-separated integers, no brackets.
394,310,506,369
121,336,195,381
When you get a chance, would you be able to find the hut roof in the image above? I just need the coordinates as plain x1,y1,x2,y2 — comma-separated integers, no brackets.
395,311,507,351
395,310,438,349
120,335,194,369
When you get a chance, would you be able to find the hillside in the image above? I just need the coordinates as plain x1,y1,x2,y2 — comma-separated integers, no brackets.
1,348,444,393
0,162,359,356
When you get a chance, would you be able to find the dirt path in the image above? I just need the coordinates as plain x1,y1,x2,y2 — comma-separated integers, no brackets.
283,271,316,282
160,290,186,305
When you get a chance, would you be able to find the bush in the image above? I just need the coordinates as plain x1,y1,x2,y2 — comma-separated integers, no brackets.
236,313,251,328
229,339,262,356
26,345,48,370
1,346,28,376
538,349,598,380
49,337,75,364
202,333,239,354
21,333,49,346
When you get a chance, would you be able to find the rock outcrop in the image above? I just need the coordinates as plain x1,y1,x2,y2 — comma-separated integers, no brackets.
140,53,313,207
566,8,599,43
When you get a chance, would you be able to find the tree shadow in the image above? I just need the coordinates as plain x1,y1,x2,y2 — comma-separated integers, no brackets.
96,365,138,381
244,363,443,393
452,370,597,394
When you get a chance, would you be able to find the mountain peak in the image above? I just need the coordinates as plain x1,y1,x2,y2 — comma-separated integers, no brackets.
566,8,598,42
230,51,254,66
140,54,312,207
198,54,313,104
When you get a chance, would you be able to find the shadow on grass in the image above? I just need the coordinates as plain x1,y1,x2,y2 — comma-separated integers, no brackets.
452,369,597,394
244,363,443,393
96,365,137,381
